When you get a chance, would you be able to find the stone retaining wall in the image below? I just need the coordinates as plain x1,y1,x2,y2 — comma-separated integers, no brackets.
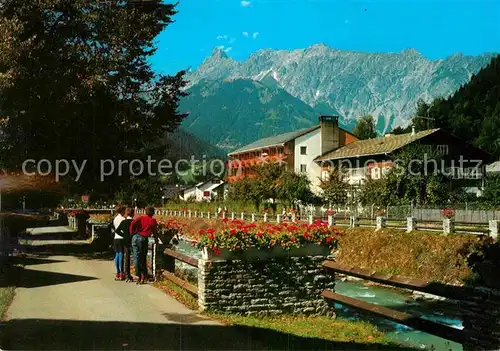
198,255,335,316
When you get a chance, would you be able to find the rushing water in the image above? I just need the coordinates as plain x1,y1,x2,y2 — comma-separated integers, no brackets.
175,241,463,350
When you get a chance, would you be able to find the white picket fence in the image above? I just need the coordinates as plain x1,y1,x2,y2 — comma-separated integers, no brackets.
134,208,499,238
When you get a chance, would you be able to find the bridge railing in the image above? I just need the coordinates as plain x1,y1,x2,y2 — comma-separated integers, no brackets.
162,248,198,297
321,260,500,350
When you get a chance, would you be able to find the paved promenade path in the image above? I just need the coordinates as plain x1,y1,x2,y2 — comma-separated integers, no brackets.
2,225,407,351
2,226,265,350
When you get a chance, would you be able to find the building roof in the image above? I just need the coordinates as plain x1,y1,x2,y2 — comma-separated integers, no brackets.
315,129,440,161
228,125,320,155
162,185,186,199
486,161,500,173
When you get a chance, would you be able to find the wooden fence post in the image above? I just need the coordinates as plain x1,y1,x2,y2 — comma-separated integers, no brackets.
276,214,281,223
263,213,268,222
407,217,417,232
376,216,386,230
251,214,255,222
489,220,499,239
443,218,454,234
231,212,235,220
241,212,244,220
328,215,335,227
308,214,313,225
349,216,359,228
292,213,296,223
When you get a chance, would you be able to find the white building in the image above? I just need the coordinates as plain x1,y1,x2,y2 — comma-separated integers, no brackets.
179,178,226,202
227,116,359,194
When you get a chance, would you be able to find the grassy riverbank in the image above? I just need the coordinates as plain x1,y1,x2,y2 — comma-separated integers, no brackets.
154,279,406,349
336,228,486,285
0,261,19,346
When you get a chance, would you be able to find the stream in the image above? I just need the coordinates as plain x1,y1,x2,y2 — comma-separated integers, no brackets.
174,240,463,350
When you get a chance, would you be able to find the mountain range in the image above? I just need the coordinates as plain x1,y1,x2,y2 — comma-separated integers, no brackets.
179,44,495,152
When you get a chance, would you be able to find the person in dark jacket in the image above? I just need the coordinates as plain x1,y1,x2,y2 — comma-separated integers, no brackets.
115,207,135,282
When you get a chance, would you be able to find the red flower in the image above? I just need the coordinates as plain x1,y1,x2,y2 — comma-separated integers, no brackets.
230,229,237,235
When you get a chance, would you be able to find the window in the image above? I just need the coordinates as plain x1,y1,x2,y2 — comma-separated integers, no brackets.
300,146,307,155
371,167,381,180
322,171,330,181
436,145,449,155
203,191,210,197
300,164,307,173
212,179,221,184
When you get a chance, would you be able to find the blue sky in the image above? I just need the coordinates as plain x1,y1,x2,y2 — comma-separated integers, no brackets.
151,0,500,75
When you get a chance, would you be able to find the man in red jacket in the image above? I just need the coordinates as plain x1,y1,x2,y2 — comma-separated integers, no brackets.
130,206,158,284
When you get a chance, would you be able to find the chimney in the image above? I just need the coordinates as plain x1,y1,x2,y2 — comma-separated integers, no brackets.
320,116,340,154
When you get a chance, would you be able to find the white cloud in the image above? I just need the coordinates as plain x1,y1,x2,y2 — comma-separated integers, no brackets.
240,1,251,7
216,35,228,40
242,31,249,37
224,47,233,53
252,32,259,39
216,45,225,50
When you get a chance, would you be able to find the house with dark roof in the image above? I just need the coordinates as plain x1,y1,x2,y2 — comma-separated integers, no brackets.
227,116,358,193
314,128,491,194
179,177,227,202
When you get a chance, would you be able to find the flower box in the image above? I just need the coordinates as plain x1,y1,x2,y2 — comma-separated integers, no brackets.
201,244,331,262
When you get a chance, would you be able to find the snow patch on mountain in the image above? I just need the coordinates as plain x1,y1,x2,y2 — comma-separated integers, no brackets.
185,44,495,131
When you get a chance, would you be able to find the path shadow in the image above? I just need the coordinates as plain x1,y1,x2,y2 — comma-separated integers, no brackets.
0,255,96,289
161,312,213,324
9,256,66,266
15,268,97,289
0,318,415,350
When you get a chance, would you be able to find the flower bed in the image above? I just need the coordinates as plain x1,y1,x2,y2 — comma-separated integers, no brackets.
68,209,90,219
159,217,341,259
88,213,112,224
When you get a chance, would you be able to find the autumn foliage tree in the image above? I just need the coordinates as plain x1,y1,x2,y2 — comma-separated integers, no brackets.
0,0,187,195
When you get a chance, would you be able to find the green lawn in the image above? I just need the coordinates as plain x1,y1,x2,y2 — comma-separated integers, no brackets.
0,262,18,347
0,263,17,319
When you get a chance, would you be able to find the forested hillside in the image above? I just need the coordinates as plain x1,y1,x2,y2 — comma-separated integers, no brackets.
405,55,500,158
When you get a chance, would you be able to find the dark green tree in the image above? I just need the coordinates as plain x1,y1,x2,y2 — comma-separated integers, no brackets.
0,0,187,195
352,115,377,140
481,175,500,207
319,167,348,206
416,55,500,158
275,171,315,208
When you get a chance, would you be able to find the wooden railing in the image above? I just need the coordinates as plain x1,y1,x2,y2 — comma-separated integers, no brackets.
321,260,499,346
163,248,198,296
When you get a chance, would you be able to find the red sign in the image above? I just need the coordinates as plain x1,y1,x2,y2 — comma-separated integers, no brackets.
81,195,89,202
